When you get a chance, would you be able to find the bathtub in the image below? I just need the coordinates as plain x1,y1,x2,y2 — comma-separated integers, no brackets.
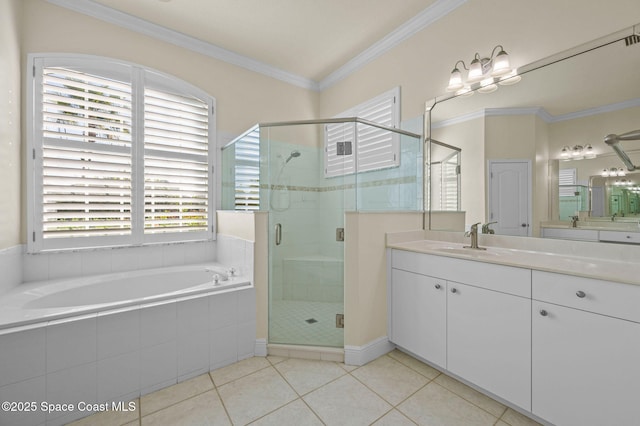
0,263,256,426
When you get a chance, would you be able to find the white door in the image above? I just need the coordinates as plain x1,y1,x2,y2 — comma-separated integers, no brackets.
488,160,530,236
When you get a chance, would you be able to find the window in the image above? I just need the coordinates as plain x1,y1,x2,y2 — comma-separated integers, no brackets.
231,126,261,210
28,55,215,252
559,168,577,197
324,87,400,177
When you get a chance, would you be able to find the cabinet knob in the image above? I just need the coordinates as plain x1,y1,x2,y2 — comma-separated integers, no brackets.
434,284,441,290
450,288,457,294
576,290,586,298
540,309,548,316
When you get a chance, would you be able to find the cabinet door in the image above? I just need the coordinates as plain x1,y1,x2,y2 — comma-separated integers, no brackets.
448,282,531,410
390,268,446,368
532,302,640,426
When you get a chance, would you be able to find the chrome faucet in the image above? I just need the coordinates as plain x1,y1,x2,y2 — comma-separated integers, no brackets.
611,213,617,222
481,221,498,234
464,222,486,250
570,216,579,228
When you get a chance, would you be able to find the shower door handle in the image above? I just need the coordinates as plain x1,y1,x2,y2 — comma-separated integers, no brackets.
275,223,282,245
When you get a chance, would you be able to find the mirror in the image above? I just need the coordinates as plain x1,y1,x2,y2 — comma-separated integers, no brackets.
427,25,640,239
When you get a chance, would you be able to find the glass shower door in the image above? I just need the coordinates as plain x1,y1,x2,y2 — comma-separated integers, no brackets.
265,123,348,348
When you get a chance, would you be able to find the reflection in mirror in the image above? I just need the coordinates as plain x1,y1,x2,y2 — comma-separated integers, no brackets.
427,24,640,241
428,140,461,211
589,173,640,219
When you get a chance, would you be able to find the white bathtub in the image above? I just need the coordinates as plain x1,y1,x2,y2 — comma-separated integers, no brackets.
0,262,256,426
0,263,250,329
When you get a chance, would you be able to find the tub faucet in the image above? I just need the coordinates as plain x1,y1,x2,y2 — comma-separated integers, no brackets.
464,223,486,250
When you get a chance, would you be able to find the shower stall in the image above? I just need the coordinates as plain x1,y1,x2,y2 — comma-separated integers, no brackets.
222,118,422,348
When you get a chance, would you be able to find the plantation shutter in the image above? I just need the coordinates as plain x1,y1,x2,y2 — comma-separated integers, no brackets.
324,88,400,177
233,127,261,210
41,67,133,239
559,168,577,197
144,88,210,234
442,157,459,210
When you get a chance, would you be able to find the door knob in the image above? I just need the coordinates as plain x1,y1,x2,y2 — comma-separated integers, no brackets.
450,288,457,294
540,309,548,316
434,284,441,290
576,290,586,298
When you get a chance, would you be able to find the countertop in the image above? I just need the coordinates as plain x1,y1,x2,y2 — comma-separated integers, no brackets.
387,239,640,286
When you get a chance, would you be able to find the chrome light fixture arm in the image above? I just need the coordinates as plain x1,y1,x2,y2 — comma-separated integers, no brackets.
604,130,640,171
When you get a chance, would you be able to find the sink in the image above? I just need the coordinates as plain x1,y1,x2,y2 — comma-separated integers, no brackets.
433,247,500,257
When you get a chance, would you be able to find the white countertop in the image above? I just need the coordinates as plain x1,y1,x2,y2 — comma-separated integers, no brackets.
387,238,640,286
541,221,640,232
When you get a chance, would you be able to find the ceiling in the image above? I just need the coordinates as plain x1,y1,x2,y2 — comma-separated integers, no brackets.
46,0,640,100
54,0,449,89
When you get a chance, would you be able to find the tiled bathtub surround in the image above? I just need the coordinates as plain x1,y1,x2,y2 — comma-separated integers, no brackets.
0,245,22,295
0,286,257,426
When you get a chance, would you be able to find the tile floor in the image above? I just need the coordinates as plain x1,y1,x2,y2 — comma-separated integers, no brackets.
69,349,542,426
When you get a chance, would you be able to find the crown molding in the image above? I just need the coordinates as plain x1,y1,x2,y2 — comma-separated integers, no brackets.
46,0,465,93
431,98,640,129
46,0,320,91
318,0,467,91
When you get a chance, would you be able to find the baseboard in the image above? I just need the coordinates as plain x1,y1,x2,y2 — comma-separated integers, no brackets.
254,338,268,357
344,336,395,366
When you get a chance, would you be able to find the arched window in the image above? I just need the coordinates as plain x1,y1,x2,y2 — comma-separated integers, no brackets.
27,55,216,252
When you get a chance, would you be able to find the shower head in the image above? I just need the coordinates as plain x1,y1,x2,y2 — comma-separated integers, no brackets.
285,150,301,163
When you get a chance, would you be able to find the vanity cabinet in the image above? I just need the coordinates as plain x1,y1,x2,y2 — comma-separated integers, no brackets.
532,271,640,426
389,249,531,410
390,268,446,368
447,281,531,410
598,229,640,244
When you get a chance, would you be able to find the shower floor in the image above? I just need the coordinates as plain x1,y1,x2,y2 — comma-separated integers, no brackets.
270,300,344,348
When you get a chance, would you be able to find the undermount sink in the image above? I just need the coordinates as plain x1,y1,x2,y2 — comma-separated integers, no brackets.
433,246,500,256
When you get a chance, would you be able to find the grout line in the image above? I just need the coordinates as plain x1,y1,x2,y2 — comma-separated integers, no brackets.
212,378,234,425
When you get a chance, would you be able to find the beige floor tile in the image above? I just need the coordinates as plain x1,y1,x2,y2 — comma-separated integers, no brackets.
218,366,298,425
386,349,440,380
140,373,213,416
501,408,542,426
398,382,498,426
67,399,139,426
434,374,507,417
274,358,347,395
496,422,510,426
249,399,323,426
209,356,271,386
141,390,230,425
267,355,287,365
339,362,359,372
303,375,392,426
351,355,429,406
371,409,417,425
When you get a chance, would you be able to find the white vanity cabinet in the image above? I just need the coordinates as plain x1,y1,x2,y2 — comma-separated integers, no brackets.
390,268,446,368
389,249,531,411
447,280,531,411
532,271,640,426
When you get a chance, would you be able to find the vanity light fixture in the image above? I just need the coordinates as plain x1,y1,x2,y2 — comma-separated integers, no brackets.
446,45,518,93
560,144,595,160
601,167,627,177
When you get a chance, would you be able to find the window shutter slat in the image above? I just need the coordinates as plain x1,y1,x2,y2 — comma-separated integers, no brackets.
144,88,210,234
41,66,133,240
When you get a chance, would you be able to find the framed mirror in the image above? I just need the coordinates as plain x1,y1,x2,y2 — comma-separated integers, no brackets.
426,24,640,240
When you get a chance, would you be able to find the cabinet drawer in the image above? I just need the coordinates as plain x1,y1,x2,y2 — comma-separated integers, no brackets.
391,249,530,298
532,270,640,323
541,228,598,241
599,230,640,244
